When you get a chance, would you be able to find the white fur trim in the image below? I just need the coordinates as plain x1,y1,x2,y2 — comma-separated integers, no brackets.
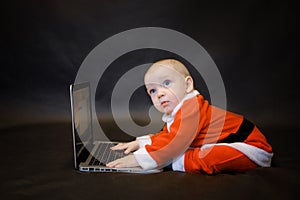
136,135,152,148
162,90,200,132
172,154,185,172
201,143,273,167
133,148,158,170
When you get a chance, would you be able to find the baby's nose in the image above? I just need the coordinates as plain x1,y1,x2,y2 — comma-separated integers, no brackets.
157,88,165,98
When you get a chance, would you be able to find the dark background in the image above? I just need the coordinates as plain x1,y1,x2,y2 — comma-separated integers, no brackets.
1,0,298,130
1,1,299,199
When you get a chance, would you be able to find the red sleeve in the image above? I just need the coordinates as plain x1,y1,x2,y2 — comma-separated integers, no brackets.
145,96,208,166
148,125,168,138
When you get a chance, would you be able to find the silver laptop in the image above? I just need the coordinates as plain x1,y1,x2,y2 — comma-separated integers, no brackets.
69,82,160,173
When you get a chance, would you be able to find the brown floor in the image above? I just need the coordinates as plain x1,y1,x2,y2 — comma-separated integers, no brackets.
0,122,299,200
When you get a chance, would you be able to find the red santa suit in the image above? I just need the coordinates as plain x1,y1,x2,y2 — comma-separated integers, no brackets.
133,90,273,174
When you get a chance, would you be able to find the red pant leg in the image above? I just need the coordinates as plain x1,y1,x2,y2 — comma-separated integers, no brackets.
184,145,258,174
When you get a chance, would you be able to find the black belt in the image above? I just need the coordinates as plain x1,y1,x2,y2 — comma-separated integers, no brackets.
220,118,255,143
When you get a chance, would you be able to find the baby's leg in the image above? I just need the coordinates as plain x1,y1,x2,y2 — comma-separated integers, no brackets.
184,145,258,174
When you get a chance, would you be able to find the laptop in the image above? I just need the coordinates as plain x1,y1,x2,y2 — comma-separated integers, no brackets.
69,82,161,173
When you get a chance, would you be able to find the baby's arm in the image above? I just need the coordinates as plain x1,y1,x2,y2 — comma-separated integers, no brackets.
107,130,167,168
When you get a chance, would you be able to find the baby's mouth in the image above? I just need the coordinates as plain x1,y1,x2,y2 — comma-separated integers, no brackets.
160,101,169,107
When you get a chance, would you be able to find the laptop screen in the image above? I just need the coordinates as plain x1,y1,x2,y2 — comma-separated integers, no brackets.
70,82,94,168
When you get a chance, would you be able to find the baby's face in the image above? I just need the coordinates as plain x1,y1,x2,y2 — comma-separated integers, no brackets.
144,64,187,115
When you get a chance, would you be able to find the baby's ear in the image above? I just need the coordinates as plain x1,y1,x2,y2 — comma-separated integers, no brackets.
185,76,194,93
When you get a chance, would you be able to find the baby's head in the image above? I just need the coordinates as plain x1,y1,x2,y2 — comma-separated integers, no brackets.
144,59,194,115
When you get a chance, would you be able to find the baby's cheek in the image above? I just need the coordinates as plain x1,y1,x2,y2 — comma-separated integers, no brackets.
151,99,161,110
153,104,164,113
151,98,158,105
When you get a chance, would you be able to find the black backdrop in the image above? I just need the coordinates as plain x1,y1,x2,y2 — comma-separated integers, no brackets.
1,0,299,131
1,1,300,200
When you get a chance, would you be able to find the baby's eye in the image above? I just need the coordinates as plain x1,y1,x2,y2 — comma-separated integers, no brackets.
163,80,170,87
149,89,156,95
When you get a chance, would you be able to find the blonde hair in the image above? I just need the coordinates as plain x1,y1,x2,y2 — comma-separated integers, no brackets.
146,59,191,77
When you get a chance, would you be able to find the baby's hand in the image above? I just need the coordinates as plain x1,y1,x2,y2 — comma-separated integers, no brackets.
106,154,139,168
111,140,139,154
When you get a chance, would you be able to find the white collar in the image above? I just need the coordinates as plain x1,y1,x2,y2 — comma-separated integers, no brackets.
162,90,200,123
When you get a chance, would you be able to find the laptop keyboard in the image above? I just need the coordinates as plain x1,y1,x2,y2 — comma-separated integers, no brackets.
89,143,125,166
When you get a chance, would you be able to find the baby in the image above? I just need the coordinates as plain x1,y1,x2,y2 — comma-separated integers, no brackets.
107,59,273,174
